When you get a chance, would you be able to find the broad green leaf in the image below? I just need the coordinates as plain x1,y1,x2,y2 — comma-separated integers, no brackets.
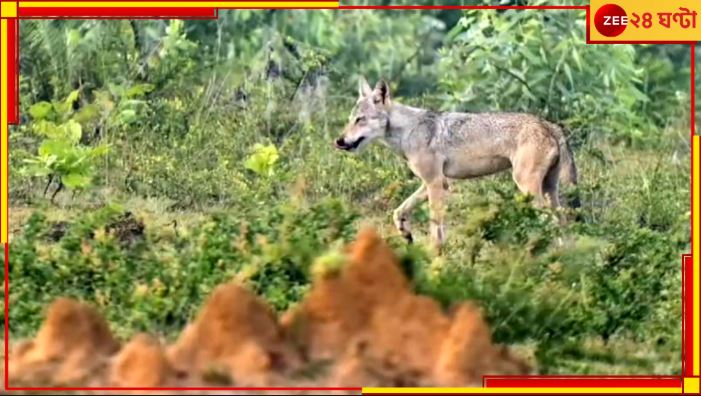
53,101,71,117
64,120,83,143
62,173,92,189
44,155,58,169
108,83,128,98
33,120,57,136
65,90,80,105
74,104,101,124
245,143,279,177
29,102,53,120
119,109,137,124
33,167,53,177
22,160,52,177
126,84,155,98
90,144,111,157
38,140,71,158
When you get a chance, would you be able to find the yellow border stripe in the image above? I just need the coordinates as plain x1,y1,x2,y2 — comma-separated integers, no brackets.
695,135,701,377
362,388,682,394
1,19,8,245
19,1,339,8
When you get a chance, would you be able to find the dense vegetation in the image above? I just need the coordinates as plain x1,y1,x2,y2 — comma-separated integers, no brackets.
7,4,693,375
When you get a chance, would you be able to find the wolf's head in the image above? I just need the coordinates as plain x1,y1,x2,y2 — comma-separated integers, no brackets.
334,76,391,152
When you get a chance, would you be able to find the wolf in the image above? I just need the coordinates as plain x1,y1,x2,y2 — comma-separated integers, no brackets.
334,77,578,254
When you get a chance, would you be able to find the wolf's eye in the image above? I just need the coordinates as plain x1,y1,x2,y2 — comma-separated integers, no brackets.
355,116,365,124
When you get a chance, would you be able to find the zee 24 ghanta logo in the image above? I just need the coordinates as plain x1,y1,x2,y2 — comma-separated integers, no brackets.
594,3,698,37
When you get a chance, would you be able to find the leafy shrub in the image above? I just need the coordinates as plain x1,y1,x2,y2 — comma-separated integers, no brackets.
9,198,358,337
407,181,684,373
22,90,109,200
437,8,687,148
245,143,280,177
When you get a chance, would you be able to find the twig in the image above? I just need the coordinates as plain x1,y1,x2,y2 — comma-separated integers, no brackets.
43,174,54,196
390,47,421,83
546,50,568,115
289,69,309,101
494,64,536,98
50,180,64,204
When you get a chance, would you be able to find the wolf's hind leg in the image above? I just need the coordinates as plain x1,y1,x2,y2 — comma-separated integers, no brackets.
393,184,427,243
542,162,562,209
512,143,557,207
543,161,568,227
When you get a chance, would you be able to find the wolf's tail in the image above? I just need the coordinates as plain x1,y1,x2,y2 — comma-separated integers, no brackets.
547,122,580,208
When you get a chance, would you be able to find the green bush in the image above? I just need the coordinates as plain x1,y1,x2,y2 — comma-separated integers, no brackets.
412,188,683,374
437,8,683,147
9,198,358,338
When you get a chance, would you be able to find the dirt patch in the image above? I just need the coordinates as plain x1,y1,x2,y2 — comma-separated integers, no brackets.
105,211,145,247
8,228,530,390
45,221,70,242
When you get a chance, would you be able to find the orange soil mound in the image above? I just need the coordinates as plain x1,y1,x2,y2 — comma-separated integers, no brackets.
9,298,119,386
8,228,530,389
167,281,301,386
110,333,175,387
283,228,530,386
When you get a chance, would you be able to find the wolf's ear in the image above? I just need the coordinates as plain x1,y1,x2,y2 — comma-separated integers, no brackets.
358,76,373,98
373,80,391,106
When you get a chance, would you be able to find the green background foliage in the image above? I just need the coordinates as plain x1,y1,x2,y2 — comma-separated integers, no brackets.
7,5,692,375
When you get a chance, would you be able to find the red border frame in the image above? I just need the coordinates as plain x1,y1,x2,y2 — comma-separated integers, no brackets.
2,1,696,393
19,7,220,18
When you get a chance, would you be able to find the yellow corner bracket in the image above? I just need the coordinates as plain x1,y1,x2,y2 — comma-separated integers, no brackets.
1,17,8,244
684,377,699,394
0,2,18,18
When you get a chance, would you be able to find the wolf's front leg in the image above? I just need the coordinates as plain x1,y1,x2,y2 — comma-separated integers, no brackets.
393,184,427,243
427,179,447,255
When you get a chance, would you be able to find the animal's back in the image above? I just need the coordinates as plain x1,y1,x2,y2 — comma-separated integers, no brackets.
436,111,548,153
432,111,568,180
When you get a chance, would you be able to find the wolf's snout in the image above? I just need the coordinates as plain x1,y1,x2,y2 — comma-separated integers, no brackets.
335,136,365,151
335,137,349,150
